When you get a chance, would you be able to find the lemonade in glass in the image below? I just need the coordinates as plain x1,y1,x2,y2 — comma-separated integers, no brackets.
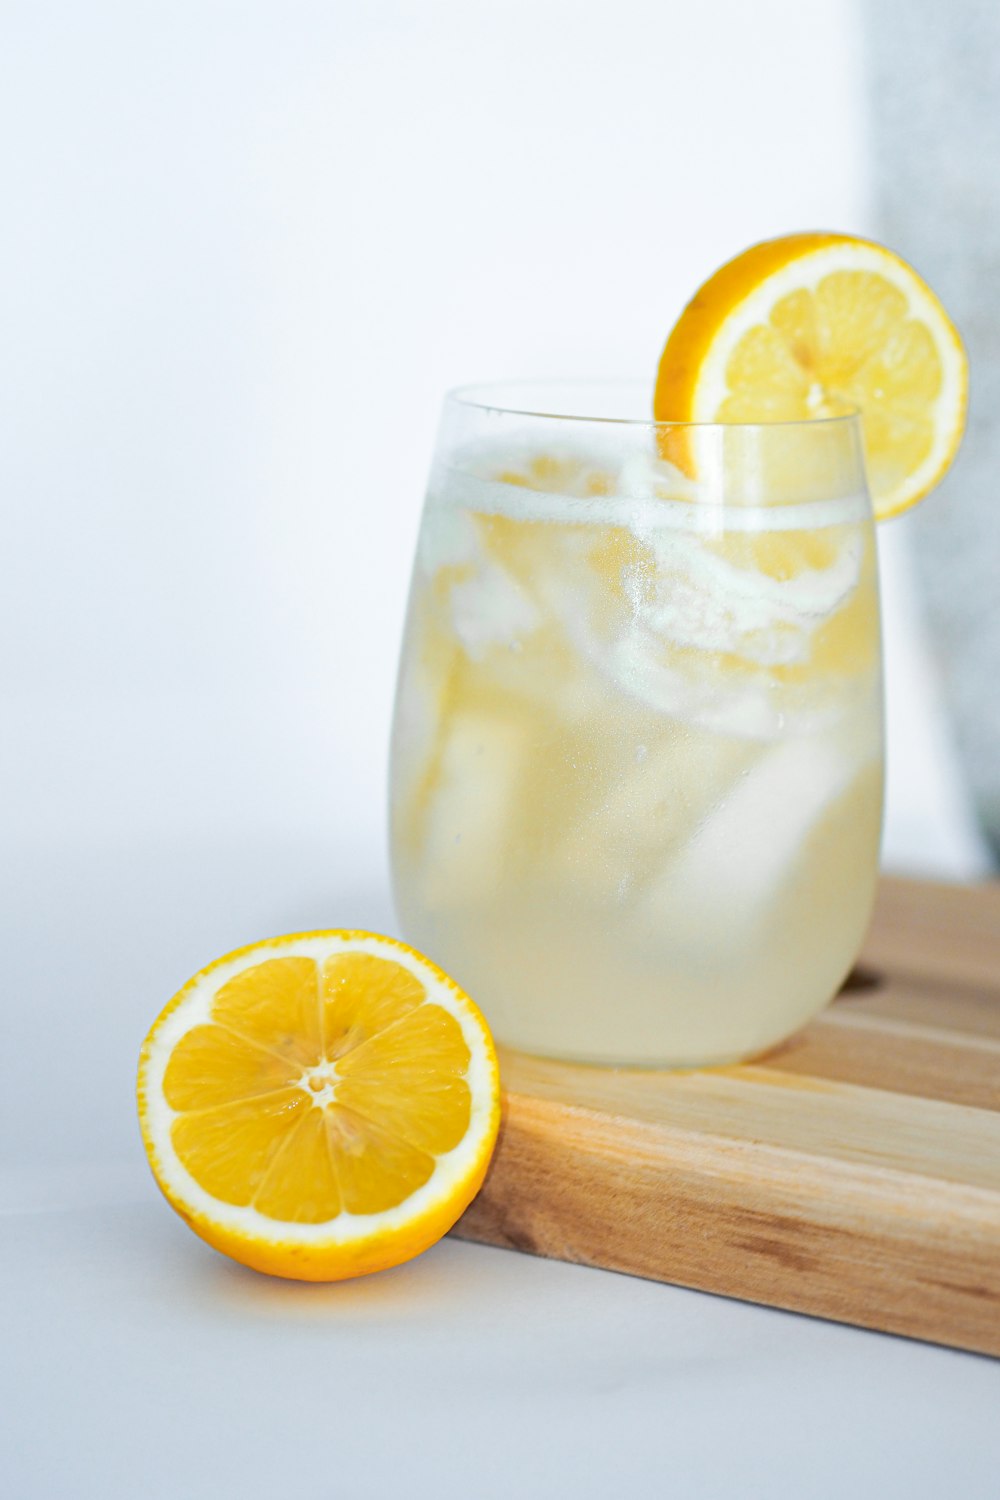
390,384,882,1065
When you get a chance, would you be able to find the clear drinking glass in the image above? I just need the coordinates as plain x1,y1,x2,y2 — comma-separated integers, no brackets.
389,381,884,1067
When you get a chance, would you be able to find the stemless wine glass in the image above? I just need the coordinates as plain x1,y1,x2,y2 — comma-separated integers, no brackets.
389,381,884,1067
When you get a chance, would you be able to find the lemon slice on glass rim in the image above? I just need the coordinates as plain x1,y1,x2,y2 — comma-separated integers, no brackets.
654,232,968,519
137,932,500,1281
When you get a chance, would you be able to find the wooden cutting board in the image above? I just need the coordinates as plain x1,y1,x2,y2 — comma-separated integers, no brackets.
453,876,1000,1356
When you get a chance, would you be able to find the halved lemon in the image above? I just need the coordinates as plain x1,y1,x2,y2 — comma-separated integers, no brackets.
654,232,968,519
137,932,500,1281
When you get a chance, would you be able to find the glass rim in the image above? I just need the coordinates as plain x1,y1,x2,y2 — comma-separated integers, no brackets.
445,378,862,430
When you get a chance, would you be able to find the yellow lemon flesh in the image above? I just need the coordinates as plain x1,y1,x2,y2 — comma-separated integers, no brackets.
137,933,500,1281
655,232,968,519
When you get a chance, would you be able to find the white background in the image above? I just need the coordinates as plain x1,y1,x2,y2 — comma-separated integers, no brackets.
2,5,998,1497
2,0,989,900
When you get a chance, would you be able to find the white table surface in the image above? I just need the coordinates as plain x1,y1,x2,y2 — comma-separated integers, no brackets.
3,834,999,1499
4,1186,1000,1500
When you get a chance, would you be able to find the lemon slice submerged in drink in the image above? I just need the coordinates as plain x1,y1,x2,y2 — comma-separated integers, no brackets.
654,232,968,519
137,933,500,1280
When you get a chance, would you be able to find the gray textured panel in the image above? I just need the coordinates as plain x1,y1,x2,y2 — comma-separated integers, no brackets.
864,0,1000,856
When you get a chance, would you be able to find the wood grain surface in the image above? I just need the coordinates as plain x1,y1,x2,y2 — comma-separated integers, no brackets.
453,877,1000,1356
